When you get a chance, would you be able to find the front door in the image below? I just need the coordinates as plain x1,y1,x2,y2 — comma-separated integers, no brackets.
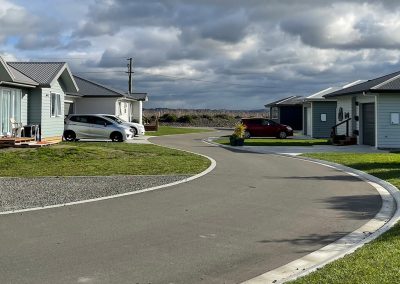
362,103,375,146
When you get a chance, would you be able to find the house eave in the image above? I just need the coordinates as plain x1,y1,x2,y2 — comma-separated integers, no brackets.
0,81,37,88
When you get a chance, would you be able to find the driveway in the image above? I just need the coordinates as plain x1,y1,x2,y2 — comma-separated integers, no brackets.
0,130,381,283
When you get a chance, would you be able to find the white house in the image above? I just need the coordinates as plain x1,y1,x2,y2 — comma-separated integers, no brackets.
324,71,400,149
70,75,148,124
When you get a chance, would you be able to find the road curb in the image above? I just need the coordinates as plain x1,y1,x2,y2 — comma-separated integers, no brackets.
0,143,216,216
205,138,400,284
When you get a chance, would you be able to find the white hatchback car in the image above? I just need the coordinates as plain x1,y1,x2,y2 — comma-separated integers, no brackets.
100,114,145,136
64,114,135,142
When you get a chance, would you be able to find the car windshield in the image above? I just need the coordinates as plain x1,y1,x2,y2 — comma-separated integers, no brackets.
105,116,123,124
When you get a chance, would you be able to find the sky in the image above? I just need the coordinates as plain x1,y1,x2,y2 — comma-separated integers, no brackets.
2,0,400,109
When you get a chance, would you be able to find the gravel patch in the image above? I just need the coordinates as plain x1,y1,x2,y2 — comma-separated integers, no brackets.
0,175,191,212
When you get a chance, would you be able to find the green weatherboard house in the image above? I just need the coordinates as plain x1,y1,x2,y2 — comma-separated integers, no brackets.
0,57,79,141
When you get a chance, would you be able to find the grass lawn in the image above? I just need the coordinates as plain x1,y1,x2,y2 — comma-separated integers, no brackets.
290,152,400,284
0,142,210,177
146,126,213,136
215,137,330,146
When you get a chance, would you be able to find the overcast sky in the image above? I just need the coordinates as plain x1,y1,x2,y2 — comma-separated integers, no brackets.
2,0,400,109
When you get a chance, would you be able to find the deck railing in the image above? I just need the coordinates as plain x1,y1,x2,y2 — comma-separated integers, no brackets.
331,118,352,137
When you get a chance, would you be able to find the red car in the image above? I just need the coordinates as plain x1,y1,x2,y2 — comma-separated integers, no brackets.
241,118,293,139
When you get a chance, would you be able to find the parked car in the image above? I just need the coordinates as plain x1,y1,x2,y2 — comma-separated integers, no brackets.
64,114,135,142
241,118,293,139
99,114,145,136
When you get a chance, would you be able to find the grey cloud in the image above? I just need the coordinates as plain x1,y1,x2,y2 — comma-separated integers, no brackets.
280,4,400,50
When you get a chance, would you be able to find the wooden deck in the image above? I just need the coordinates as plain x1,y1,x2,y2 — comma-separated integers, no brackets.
0,137,35,148
0,137,59,148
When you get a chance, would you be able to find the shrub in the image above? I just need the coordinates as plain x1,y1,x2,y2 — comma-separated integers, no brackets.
232,122,246,138
177,115,194,123
159,113,178,122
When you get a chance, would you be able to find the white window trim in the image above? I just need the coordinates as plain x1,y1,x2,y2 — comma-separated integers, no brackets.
50,93,62,118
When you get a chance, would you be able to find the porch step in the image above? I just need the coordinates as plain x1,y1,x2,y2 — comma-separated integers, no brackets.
331,135,357,146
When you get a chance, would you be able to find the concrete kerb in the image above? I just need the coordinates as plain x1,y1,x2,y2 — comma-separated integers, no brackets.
0,141,217,216
204,137,400,284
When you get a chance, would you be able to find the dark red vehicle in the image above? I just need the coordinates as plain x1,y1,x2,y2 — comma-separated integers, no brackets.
241,118,293,139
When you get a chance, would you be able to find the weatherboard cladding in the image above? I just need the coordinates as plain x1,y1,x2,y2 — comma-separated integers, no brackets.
312,101,337,138
73,75,147,100
325,71,400,97
7,62,65,86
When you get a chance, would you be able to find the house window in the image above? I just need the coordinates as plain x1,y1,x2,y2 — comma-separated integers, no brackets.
50,93,61,117
271,107,278,119
0,88,22,134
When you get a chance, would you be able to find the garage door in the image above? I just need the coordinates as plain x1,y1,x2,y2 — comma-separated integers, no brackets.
362,103,375,146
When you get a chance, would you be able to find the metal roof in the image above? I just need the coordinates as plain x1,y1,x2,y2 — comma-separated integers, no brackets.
73,75,148,101
6,65,39,86
306,87,341,100
325,71,400,97
265,95,304,107
7,62,66,86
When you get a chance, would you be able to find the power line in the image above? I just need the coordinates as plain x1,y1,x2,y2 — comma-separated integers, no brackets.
74,70,273,89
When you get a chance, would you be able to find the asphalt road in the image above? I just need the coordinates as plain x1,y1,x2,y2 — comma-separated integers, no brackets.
0,130,381,284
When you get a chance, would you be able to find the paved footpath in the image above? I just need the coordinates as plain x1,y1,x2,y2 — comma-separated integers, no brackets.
0,130,381,284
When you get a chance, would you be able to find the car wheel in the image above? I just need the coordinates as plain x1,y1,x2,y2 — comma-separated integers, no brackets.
132,127,138,136
278,131,287,139
244,130,251,139
63,130,76,142
110,132,123,142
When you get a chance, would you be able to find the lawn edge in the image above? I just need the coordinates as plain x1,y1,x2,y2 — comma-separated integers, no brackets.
204,137,400,284
0,142,216,216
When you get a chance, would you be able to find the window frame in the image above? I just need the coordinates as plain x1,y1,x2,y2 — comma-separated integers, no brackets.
50,93,62,117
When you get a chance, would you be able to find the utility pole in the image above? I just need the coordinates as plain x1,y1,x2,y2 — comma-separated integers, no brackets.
126,58,133,94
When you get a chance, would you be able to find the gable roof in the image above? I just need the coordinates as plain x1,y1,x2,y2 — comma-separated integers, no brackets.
7,62,66,87
0,57,78,93
0,57,38,87
265,95,304,107
325,71,400,97
73,75,148,101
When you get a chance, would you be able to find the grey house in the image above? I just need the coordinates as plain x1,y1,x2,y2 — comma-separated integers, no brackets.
71,75,148,124
303,81,365,138
303,88,339,138
0,57,78,140
265,96,304,130
324,71,400,148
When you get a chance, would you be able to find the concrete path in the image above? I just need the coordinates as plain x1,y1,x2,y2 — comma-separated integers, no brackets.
0,130,381,284
237,144,386,156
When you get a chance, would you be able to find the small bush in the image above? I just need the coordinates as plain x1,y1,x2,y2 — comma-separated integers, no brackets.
159,113,178,122
177,115,194,123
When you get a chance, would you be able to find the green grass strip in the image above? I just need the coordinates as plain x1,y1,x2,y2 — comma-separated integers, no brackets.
291,152,400,284
0,142,210,177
